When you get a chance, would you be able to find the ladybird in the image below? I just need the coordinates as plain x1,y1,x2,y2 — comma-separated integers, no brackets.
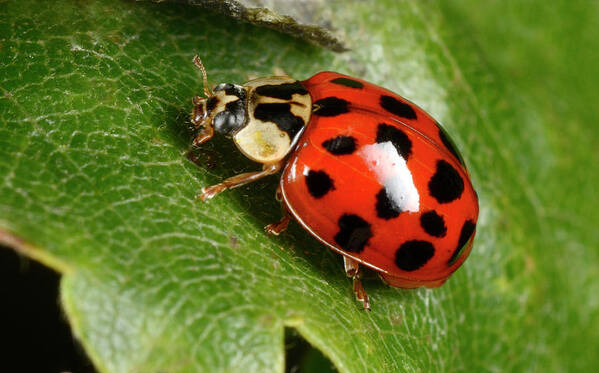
190,56,479,310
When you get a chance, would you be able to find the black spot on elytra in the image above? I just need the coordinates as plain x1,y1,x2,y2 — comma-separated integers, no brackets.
330,77,364,89
376,187,401,219
438,125,465,166
420,211,447,238
334,214,373,253
255,81,308,100
376,123,412,159
305,170,335,198
380,95,417,120
395,240,435,271
428,160,464,203
448,220,476,265
322,135,357,155
313,97,350,117
254,103,305,139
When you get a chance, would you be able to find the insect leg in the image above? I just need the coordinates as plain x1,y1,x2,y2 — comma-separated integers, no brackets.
343,256,371,311
264,186,292,235
198,162,282,201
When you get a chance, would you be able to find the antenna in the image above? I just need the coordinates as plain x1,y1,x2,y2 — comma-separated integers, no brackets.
193,55,212,97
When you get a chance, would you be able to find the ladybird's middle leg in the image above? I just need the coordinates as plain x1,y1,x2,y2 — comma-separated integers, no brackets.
199,162,282,201
343,256,371,311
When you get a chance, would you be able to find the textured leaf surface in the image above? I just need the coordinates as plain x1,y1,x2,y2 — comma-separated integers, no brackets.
0,0,597,372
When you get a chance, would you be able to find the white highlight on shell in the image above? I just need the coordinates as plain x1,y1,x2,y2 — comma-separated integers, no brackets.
357,141,420,213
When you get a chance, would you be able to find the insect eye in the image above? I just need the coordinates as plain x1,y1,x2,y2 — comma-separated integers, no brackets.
206,97,218,112
213,99,245,135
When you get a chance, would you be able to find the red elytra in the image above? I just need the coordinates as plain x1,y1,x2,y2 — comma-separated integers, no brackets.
189,57,479,309
281,72,478,289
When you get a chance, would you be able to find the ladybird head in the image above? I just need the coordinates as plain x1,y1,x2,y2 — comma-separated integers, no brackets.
190,56,248,146
191,84,247,145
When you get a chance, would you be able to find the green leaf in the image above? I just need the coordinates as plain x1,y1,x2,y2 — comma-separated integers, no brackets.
1,0,597,372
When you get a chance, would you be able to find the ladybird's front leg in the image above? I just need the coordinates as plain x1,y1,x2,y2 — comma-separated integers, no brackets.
198,161,283,201
343,256,371,311
192,124,214,147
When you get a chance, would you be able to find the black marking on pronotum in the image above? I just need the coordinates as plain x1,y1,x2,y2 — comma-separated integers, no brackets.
255,82,308,100
375,187,402,219
213,83,232,92
420,210,447,238
376,123,413,160
380,95,417,120
226,85,246,99
438,125,465,166
213,99,246,135
322,135,357,155
395,240,435,271
305,169,335,198
448,220,476,265
313,97,350,117
214,83,246,99
254,103,305,139
428,160,465,203
330,77,364,89
334,214,373,253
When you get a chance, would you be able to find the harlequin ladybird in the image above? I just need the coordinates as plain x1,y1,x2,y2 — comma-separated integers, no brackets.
190,56,479,310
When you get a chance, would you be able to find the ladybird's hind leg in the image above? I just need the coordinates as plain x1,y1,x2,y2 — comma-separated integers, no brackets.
265,185,291,235
344,256,371,311
199,161,282,201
